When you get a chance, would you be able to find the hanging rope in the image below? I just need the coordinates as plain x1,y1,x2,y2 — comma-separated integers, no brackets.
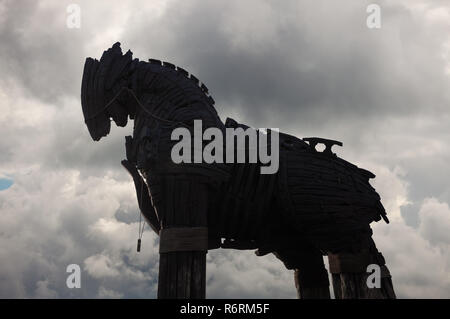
137,179,145,252
85,86,191,129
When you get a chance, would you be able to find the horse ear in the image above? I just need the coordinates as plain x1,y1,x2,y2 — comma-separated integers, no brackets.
106,49,133,90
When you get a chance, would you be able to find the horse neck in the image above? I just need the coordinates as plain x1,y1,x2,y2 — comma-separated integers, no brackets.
130,60,224,129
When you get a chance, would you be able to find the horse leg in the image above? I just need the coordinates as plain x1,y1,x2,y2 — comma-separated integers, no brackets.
274,244,330,299
147,173,209,299
328,238,396,299
294,251,331,299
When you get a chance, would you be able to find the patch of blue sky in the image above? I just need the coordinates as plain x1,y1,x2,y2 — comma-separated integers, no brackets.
0,178,14,191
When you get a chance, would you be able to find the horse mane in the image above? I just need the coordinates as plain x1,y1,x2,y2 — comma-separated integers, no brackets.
147,58,215,106
134,56,222,128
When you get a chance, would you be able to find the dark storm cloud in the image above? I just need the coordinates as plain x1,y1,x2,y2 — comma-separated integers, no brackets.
2,0,449,127
1,0,450,299
123,0,450,128
0,1,87,104
0,1,133,176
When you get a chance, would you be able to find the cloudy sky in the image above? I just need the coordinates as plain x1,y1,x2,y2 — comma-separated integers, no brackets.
0,0,449,298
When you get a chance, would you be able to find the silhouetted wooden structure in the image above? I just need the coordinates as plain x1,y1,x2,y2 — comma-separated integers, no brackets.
81,43,396,299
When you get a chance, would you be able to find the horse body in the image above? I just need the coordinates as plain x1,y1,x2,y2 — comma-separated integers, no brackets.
81,43,396,299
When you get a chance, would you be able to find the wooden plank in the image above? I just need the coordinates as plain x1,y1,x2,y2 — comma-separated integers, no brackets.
184,252,192,298
157,175,208,299
157,251,168,299
168,252,177,298
329,252,396,299
176,251,186,298
190,251,206,298
293,254,331,299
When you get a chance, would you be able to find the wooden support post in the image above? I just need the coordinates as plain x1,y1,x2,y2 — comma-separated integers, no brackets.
158,251,206,299
155,175,209,299
274,245,331,299
293,251,330,299
328,251,396,299
158,228,208,298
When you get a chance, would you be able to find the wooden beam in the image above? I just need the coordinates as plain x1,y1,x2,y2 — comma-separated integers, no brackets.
328,252,396,299
156,175,208,299
293,252,331,299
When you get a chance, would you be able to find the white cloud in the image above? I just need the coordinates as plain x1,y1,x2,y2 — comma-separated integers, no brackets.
98,286,124,299
34,280,58,298
418,198,450,246
0,0,449,299
84,254,121,278
206,250,296,299
370,169,450,298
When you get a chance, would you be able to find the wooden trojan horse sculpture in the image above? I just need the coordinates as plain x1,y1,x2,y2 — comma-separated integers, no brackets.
81,43,396,299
